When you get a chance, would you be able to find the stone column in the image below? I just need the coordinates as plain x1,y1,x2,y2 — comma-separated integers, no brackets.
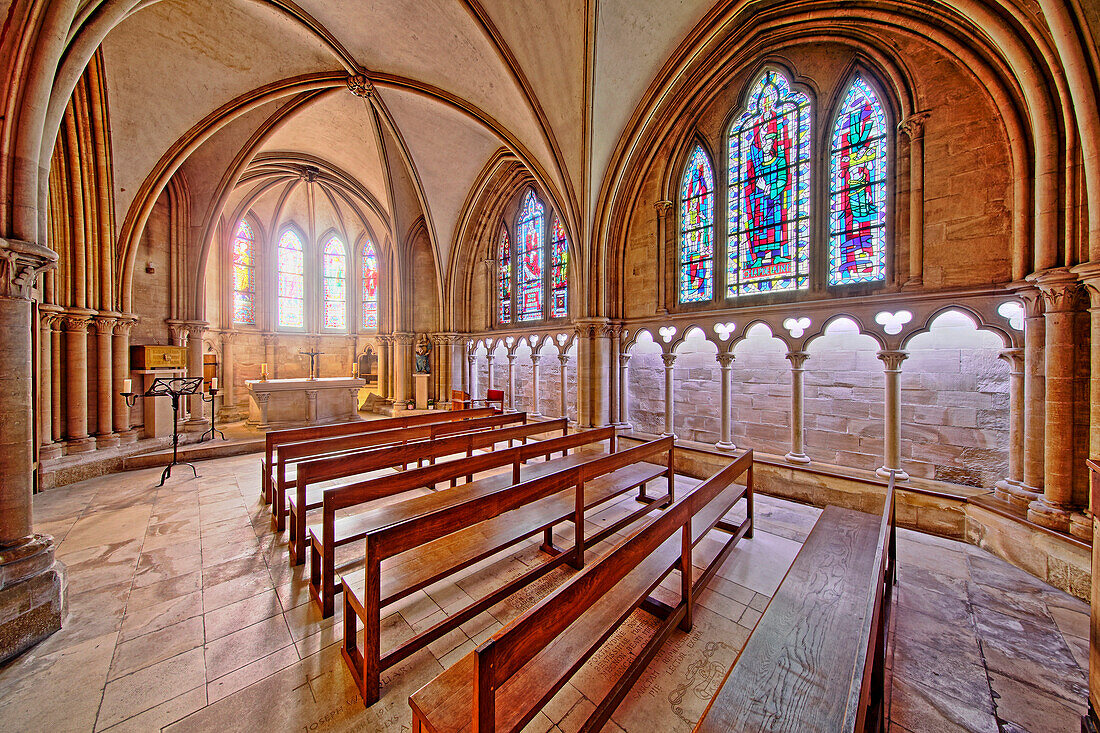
467,351,477,401
219,332,236,419
62,309,96,453
876,350,909,480
654,201,673,313
994,348,1026,504
899,113,930,287
1027,269,1084,532
306,389,318,423
558,352,570,422
378,335,391,400
92,315,119,447
609,325,622,425
254,391,270,429
1073,263,1100,525
38,307,62,461
530,354,542,417
486,352,496,391
506,352,517,411
1015,286,1046,501
112,317,137,443
785,351,811,463
50,316,62,445
262,333,277,380
715,353,736,452
618,353,632,430
661,352,677,438
0,237,65,662
393,332,413,405
183,322,207,431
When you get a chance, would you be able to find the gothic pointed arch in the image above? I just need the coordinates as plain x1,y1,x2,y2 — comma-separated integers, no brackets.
320,231,348,331
276,224,306,330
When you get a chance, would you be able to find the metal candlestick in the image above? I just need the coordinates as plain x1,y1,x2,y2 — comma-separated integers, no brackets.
199,387,225,442
121,376,204,486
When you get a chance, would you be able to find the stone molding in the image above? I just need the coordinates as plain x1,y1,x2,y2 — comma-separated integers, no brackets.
785,351,809,370
0,238,57,300
877,350,908,371
897,111,931,139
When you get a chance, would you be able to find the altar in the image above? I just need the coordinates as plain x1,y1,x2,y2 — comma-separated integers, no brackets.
245,377,365,429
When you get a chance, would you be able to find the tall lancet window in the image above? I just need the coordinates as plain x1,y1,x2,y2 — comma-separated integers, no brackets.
498,229,512,324
829,75,888,285
277,229,305,329
322,236,347,330
361,240,378,329
679,145,715,303
231,220,256,325
516,190,545,322
727,69,811,296
550,217,569,318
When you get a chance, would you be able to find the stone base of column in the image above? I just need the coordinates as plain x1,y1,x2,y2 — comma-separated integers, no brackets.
0,535,66,665
116,429,140,445
712,441,735,453
182,418,207,432
1069,512,1091,540
993,479,1040,509
876,466,909,481
39,443,63,462
95,433,120,449
785,451,811,464
614,421,632,431
662,432,676,439
1027,498,1073,533
65,436,96,454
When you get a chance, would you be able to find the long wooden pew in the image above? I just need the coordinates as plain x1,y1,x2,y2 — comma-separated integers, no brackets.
408,450,755,732
309,426,623,617
340,438,679,704
260,408,495,503
270,412,528,531
286,418,569,564
694,472,897,733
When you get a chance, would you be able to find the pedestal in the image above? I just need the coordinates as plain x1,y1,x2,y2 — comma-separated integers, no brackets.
414,373,430,410
0,534,66,663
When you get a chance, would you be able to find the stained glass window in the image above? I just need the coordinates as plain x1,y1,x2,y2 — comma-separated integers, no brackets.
679,146,715,303
829,75,887,286
277,229,305,329
516,190,545,321
322,236,347,330
231,220,256,324
728,69,812,296
550,217,569,318
361,240,378,329
498,229,512,324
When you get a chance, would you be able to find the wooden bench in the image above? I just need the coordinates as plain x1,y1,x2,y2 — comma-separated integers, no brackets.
286,418,569,564
407,450,754,732
309,426,624,617
339,438,680,704
695,472,897,733
270,412,528,532
261,409,495,503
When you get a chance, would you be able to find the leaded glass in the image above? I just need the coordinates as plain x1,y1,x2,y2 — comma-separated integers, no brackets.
679,146,715,303
829,75,887,286
231,220,256,324
322,237,347,330
517,190,544,321
728,69,812,296
550,217,568,318
277,229,305,329
362,240,378,329
498,229,512,324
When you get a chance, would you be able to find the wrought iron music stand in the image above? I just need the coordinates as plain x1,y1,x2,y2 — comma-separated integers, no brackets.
199,387,225,443
123,376,204,486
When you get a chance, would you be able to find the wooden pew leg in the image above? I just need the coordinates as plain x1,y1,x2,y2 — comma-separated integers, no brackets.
538,527,563,556
341,591,373,706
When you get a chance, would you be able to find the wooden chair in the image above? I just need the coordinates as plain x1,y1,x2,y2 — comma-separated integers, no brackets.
472,388,505,413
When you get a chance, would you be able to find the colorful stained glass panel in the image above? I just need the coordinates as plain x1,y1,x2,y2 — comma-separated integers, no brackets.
498,229,512,324
679,145,715,303
231,220,256,324
727,70,811,297
517,191,544,321
362,241,378,329
277,230,305,329
322,237,346,330
829,75,887,286
550,217,568,318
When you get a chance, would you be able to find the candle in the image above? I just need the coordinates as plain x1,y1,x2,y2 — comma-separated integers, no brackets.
211,377,218,390
261,363,268,377
352,363,358,378
123,378,132,394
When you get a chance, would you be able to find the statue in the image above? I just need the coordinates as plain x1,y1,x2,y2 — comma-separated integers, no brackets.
414,334,432,374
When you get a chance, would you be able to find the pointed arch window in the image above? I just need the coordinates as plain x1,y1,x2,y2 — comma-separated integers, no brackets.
231,220,256,325
550,217,569,318
498,229,512,324
516,190,545,322
678,146,715,303
361,240,378,330
277,229,305,329
322,236,347,330
829,75,888,285
727,69,812,296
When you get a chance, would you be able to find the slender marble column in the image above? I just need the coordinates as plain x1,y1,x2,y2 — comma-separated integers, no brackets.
899,113,930,287
63,310,96,453
220,332,236,418
785,351,810,463
467,353,477,401
38,307,62,460
530,354,542,417
994,348,1026,504
487,353,496,391
1028,269,1083,531
1016,286,1045,500
715,353,736,452
92,315,118,447
618,353,632,430
506,353,516,411
661,352,677,438
183,322,207,430
558,353,570,422
609,326,622,424
50,316,62,444
876,350,909,480
112,317,137,442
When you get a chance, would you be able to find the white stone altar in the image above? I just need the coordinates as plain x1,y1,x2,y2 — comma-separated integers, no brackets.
246,377,365,429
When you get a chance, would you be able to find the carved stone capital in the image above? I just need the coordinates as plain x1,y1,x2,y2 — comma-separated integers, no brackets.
113,315,137,336
530,354,541,366
998,348,1024,373
898,112,931,139
262,332,279,346
716,353,735,369
253,391,270,404
305,390,318,400
661,352,677,368
61,309,95,333
654,200,673,217
1029,268,1084,314
877,350,908,371
393,331,415,345
347,73,375,99
619,352,631,367
558,353,569,365
92,315,117,335
0,238,57,300
786,351,809,370
1071,262,1100,308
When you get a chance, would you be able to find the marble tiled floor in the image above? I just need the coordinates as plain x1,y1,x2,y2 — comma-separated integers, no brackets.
0,452,1088,732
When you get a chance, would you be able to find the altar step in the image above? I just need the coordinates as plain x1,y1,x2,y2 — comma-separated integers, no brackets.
123,434,265,470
